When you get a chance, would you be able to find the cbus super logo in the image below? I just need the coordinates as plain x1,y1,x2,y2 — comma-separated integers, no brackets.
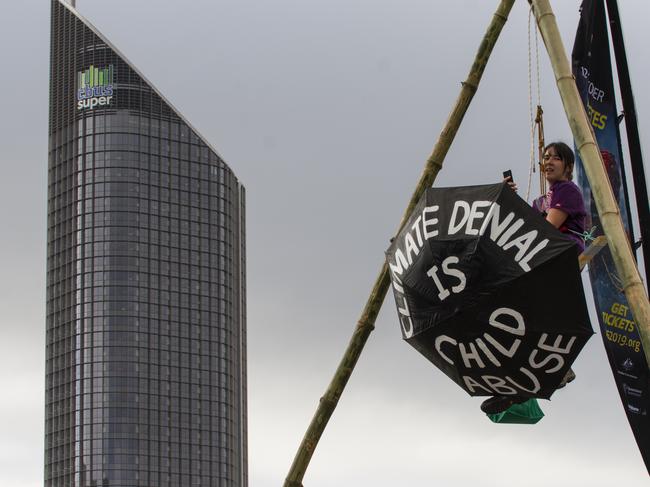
77,65,114,110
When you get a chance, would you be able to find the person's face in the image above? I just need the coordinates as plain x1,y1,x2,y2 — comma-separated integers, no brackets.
543,147,569,184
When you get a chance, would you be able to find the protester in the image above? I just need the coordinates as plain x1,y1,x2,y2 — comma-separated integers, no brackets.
481,142,587,415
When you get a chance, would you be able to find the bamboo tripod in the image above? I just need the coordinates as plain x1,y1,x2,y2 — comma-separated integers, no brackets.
285,1,650,485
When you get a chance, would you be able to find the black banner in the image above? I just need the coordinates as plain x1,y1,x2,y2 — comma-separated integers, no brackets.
572,0,650,471
386,184,593,399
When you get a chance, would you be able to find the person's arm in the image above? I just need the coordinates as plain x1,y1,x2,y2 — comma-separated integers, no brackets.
546,208,568,228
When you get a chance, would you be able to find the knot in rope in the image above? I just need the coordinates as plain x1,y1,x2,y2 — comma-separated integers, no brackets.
568,226,598,243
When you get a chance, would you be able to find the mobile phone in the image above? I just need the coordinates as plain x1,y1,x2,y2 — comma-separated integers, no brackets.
503,169,513,182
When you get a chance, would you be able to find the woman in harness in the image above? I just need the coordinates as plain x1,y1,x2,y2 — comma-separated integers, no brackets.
531,142,587,252
481,141,587,415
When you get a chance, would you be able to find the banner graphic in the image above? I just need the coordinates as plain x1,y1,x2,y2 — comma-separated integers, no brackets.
572,0,650,471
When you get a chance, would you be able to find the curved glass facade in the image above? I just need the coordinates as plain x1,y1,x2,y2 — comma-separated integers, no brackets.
46,2,247,486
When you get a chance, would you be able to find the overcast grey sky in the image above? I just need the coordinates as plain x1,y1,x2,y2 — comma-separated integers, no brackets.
1,1,649,486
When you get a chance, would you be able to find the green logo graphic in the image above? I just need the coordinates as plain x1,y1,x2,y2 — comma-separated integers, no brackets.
77,64,115,110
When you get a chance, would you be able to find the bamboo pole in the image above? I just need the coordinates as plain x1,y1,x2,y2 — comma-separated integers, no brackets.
284,1,516,485
530,0,650,362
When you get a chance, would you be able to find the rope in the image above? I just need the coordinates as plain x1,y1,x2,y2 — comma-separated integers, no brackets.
568,226,598,243
536,105,546,195
602,254,624,292
526,7,536,202
533,10,545,197
526,5,544,202
534,12,541,109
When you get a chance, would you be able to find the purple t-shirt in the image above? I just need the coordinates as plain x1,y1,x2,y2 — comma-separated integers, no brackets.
532,180,587,251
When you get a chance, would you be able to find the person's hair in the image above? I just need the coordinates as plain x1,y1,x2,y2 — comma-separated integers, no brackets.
545,141,575,180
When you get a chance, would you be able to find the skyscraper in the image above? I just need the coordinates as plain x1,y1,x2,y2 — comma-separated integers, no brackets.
46,1,247,485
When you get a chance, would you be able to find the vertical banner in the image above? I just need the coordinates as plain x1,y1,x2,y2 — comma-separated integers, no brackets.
572,0,650,471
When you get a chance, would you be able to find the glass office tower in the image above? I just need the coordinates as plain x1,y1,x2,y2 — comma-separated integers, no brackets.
46,1,247,486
